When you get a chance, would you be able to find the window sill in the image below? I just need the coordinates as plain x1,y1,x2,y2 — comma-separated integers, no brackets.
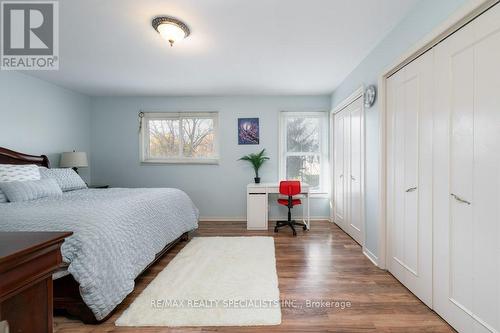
308,192,330,199
141,159,220,165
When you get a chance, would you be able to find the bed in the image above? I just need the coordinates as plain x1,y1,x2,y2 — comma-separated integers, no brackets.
0,147,199,323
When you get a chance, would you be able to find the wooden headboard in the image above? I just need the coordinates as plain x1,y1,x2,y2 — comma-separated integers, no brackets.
0,147,50,168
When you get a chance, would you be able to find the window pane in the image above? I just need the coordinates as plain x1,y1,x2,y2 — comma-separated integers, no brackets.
286,117,320,153
148,119,180,158
182,118,215,158
286,155,320,188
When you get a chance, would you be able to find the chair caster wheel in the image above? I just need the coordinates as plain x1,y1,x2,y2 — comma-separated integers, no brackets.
293,230,297,236
303,225,308,230
274,227,278,233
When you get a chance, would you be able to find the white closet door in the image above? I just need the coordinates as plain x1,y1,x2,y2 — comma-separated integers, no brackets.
386,50,433,307
333,97,364,244
333,108,349,231
433,4,500,333
348,97,364,245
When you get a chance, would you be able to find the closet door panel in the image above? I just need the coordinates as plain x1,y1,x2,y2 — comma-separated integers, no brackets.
390,73,407,282
449,41,474,314
349,97,363,244
472,12,500,332
334,111,347,230
416,51,434,308
433,4,500,332
333,97,364,245
385,76,396,276
433,23,475,333
387,49,433,307
403,75,419,275
344,111,352,234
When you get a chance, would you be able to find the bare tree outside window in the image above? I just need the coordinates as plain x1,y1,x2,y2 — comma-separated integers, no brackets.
142,113,218,163
182,118,215,157
149,119,180,157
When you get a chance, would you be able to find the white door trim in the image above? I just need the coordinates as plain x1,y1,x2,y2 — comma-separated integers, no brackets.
332,86,364,115
378,0,499,270
330,86,366,247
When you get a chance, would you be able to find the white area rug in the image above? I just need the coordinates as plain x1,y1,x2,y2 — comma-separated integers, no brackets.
115,237,281,327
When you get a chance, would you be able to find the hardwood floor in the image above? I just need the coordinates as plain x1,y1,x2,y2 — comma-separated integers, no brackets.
54,221,454,332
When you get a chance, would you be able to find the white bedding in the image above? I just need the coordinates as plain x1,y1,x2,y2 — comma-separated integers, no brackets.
0,187,199,320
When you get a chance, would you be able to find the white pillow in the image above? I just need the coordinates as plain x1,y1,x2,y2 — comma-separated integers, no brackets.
0,164,41,181
0,164,41,203
39,168,87,192
0,178,63,202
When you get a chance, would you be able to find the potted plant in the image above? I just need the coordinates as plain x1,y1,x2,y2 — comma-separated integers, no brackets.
239,149,269,184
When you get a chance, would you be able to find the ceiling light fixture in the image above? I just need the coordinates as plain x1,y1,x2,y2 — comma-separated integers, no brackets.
152,16,190,47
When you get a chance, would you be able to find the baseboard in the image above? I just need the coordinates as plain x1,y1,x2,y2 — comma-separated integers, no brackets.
331,220,348,233
363,247,379,267
199,216,331,222
199,217,246,222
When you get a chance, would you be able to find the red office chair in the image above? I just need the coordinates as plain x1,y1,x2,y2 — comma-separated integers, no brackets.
274,180,308,236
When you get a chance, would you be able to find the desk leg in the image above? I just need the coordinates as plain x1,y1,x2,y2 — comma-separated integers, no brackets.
265,192,269,230
302,194,310,230
307,193,310,229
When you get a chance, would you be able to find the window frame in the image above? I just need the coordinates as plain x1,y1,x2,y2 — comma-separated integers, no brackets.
140,111,220,164
279,111,329,195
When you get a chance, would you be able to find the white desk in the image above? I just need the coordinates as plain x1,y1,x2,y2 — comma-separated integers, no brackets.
246,182,310,231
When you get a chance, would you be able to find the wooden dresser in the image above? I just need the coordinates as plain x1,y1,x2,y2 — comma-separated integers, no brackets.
0,232,72,333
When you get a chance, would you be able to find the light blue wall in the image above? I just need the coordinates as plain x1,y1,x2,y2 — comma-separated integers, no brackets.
90,96,331,219
0,0,470,231
0,71,92,182
331,0,468,258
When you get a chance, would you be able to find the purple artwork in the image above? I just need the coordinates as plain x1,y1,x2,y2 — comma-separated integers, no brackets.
238,118,259,145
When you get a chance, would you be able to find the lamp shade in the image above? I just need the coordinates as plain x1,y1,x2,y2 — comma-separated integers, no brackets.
60,152,88,168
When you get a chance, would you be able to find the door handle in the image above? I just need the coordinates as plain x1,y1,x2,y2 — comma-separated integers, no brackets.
451,193,471,205
405,187,417,193
351,176,356,181
339,174,343,178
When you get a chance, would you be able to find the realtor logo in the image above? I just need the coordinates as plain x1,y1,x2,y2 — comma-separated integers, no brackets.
1,0,59,70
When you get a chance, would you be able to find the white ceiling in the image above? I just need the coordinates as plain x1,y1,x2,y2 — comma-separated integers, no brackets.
25,0,419,96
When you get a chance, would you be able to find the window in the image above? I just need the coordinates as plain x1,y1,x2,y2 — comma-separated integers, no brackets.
140,112,219,164
279,112,329,193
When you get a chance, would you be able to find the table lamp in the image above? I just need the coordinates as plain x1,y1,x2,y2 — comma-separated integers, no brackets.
60,151,88,173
